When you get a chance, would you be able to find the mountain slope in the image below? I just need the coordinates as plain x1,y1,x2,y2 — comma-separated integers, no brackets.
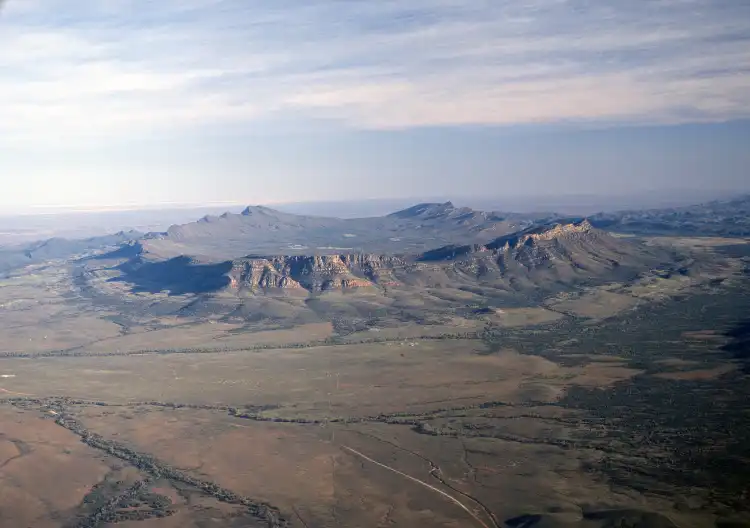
0,230,142,275
409,219,665,292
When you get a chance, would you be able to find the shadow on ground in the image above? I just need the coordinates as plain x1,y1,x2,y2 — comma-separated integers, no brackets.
112,256,233,295
723,319,750,372
505,509,678,527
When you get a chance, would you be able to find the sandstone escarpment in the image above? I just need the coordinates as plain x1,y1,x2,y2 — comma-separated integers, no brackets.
229,254,406,292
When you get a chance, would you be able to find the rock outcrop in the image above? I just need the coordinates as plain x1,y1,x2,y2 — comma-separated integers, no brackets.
229,254,406,292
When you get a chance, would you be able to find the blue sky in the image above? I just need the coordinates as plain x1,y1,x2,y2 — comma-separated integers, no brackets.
1,0,749,210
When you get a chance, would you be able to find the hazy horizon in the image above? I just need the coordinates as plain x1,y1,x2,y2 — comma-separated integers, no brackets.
2,179,749,215
1,187,747,218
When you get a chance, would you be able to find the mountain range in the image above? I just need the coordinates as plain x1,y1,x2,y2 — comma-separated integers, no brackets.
93,216,673,309
138,201,553,261
3,196,748,285
136,194,750,264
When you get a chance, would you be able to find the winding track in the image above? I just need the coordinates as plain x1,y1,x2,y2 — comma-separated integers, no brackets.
341,445,492,528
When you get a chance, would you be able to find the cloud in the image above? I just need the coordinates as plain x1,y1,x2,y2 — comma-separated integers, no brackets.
1,0,749,143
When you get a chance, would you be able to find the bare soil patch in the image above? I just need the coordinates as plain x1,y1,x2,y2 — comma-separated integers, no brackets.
654,364,736,381
548,290,639,320
487,307,563,327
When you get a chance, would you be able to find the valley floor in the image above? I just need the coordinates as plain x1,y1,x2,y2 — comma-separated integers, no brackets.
1,237,749,527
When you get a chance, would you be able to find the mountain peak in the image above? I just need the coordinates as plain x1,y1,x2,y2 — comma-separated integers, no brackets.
486,218,593,250
526,218,592,238
241,205,262,216
239,205,287,217
388,201,457,219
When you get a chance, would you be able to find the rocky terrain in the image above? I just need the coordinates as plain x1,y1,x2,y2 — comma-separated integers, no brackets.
229,254,404,292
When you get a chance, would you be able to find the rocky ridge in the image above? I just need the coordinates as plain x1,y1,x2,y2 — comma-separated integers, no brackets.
229,254,406,292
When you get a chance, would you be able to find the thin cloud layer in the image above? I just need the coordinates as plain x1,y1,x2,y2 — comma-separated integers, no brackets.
2,0,749,141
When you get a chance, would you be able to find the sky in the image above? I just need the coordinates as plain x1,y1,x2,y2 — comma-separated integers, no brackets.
1,0,749,212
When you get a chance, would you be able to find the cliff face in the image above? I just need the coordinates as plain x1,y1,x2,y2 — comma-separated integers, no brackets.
229,254,406,292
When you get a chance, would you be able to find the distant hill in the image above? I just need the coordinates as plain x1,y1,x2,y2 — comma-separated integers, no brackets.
0,231,142,275
590,195,750,236
22,231,143,261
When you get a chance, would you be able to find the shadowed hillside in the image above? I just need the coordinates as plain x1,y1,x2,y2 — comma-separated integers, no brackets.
115,256,233,295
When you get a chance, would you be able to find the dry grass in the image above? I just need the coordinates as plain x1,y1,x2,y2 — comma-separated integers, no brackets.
487,307,563,327
83,322,333,353
0,406,112,528
547,290,639,320
339,319,483,343
0,233,746,527
1,341,563,415
2,340,648,422
0,267,123,353
563,362,643,387
78,408,340,525
681,330,725,341
645,237,750,249
2,315,123,353
654,364,736,381
79,407,687,528
654,358,699,367
584,355,629,362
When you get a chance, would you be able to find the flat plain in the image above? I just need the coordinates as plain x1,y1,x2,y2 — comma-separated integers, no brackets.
1,226,749,527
